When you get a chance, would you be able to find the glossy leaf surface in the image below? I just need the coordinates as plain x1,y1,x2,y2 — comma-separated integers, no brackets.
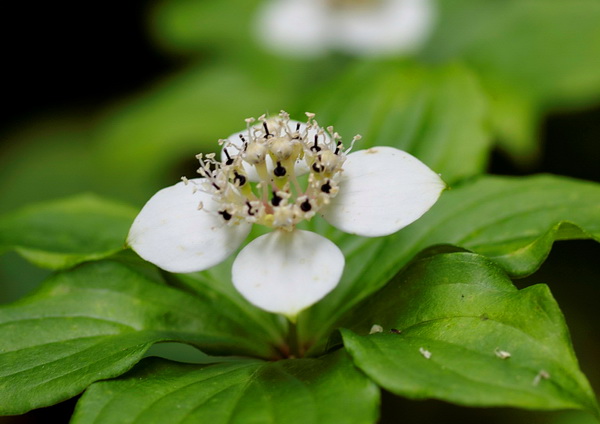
0,194,135,269
0,261,284,415
342,252,599,416
300,175,600,353
72,351,379,424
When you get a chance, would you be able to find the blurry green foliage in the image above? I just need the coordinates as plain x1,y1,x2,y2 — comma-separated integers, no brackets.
149,0,263,55
304,60,491,184
423,1,600,108
422,0,600,163
149,0,600,164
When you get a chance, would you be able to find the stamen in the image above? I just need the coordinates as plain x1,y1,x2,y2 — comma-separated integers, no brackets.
311,134,321,152
334,141,342,155
300,199,312,212
224,149,234,166
287,164,304,195
219,210,232,221
312,159,323,173
271,192,282,206
233,171,246,187
346,134,361,154
274,162,287,177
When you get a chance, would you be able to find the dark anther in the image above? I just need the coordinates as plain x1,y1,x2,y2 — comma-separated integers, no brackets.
224,149,234,166
274,161,286,177
212,182,221,190
219,210,232,221
239,134,248,151
312,163,323,173
334,141,343,155
321,181,332,193
310,134,321,152
263,122,271,137
292,122,301,139
271,192,282,207
300,200,312,212
233,171,246,186
246,201,255,216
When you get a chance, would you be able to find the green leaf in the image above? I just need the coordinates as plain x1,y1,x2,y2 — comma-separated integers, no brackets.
93,62,292,196
0,118,100,214
477,74,541,165
305,60,491,184
0,194,136,269
390,175,600,277
166,257,288,352
423,0,600,161
72,350,379,424
150,0,262,54
299,175,600,354
342,252,599,416
425,0,600,108
0,261,284,415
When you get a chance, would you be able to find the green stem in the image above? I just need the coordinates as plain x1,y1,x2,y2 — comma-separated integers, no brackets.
287,319,301,358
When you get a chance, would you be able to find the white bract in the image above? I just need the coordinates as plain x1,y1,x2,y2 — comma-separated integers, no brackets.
128,111,445,319
255,0,435,57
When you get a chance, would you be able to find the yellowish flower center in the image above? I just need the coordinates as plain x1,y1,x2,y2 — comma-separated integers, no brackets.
192,111,360,231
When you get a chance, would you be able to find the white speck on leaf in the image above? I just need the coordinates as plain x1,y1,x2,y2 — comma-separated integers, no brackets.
532,370,550,386
419,347,431,359
494,348,511,359
369,324,383,334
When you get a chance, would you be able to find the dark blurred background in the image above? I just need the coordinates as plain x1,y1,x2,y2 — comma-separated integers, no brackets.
0,1,599,423
0,1,174,135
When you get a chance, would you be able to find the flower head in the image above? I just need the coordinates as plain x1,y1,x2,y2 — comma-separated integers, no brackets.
128,111,445,319
255,0,435,57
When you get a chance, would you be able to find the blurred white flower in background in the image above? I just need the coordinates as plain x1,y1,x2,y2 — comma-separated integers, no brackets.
255,0,435,57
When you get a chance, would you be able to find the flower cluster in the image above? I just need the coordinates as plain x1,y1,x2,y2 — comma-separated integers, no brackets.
194,112,358,231
255,0,435,57
128,112,445,319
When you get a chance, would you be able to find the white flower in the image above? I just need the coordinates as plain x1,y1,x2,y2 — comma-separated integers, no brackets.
255,0,435,57
127,111,445,319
